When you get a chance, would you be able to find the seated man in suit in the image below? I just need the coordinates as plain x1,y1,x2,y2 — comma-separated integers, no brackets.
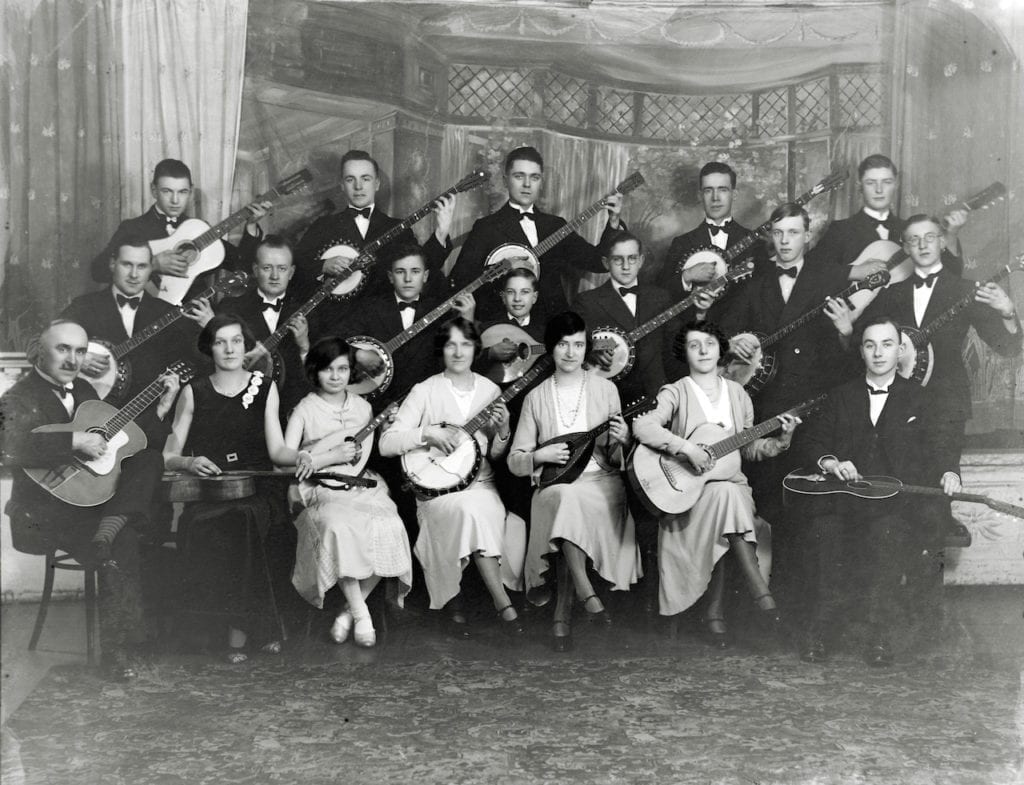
452,146,624,323
800,316,962,665
293,149,454,301
89,158,268,284
0,321,179,680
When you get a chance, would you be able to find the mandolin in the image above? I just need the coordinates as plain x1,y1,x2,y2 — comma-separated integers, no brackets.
147,169,312,304
483,172,645,276
537,397,656,488
316,169,490,301
27,361,196,507
161,469,377,503
782,471,1024,520
479,323,546,384
628,395,825,515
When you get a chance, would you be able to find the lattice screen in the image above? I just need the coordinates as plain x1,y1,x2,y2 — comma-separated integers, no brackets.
545,72,590,128
449,64,534,118
756,88,789,138
837,73,883,128
794,77,830,134
640,93,752,143
593,87,634,136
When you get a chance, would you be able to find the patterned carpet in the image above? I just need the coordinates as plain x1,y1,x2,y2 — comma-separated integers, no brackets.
4,634,1022,785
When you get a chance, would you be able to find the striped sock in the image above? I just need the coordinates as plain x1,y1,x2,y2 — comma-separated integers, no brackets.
92,515,128,562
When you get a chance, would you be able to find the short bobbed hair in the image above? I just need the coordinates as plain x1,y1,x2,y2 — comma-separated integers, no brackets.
305,336,354,388
544,310,591,356
197,314,258,357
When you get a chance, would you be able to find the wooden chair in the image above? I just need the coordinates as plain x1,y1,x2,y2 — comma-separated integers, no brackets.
28,550,98,665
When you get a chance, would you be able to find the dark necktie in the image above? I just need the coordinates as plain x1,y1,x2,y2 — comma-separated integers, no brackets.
517,211,536,222
868,385,889,395
49,381,74,400
347,206,371,220
398,301,418,311
116,294,141,309
776,266,798,279
914,272,939,289
707,221,730,237
618,286,639,297
263,299,284,313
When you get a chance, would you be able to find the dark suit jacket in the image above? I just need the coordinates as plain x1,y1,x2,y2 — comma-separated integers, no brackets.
453,203,621,322
293,207,451,300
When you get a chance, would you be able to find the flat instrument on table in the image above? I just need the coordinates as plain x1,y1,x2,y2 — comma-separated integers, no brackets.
724,271,890,393
483,172,645,277
782,470,1024,520
537,397,656,488
146,169,312,304
676,169,848,283
87,272,248,402
162,469,376,503
27,361,195,507
628,395,825,515
315,169,489,301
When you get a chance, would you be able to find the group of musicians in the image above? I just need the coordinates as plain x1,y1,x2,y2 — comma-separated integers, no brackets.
1,147,1020,681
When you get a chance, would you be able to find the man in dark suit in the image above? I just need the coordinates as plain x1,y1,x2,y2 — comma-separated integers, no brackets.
89,158,267,284
451,146,624,323
0,321,177,680
800,316,962,665
293,149,454,302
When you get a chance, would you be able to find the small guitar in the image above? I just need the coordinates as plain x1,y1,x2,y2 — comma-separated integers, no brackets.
537,397,657,488
782,471,1024,521
484,172,645,276
87,272,249,402
592,259,756,382
628,395,825,516
161,469,376,503
147,169,312,304
27,362,195,507
401,357,555,499
348,259,516,398
898,254,1024,385
724,271,890,393
677,169,848,282
316,169,489,300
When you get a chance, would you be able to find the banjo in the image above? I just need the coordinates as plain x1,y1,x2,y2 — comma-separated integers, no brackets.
591,259,756,382
897,254,1023,386
86,271,249,402
483,171,646,276
401,357,555,499
676,169,848,285
315,169,489,301
348,258,517,398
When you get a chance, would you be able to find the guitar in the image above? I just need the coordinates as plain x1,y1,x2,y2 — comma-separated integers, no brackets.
27,362,196,507
161,469,377,503
724,271,891,393
846,182,1006,293
147,169,312,304
401,357,555,499
87,272,249,402
676,169,848,282
897,253,1024,385
316,169,489,301
537,397,657,488
483,172,646,275
782,471,1024,521
348,259,516,398
628,395,825,516
591,259,757,382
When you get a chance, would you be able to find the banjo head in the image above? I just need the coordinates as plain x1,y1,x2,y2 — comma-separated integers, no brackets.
401,425,482,498
677,246,728,283
318,240,367,299
485,243,540,277
84,340,128,401
347,336,394,398
897,326,933,385
590,325,634,381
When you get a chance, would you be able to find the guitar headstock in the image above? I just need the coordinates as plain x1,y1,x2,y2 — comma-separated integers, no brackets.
615,171,646,196
277,168,314,196
214,271,250,298
454,169,490,194
166,361,197,386
963,182,1006,212
809,169,849,198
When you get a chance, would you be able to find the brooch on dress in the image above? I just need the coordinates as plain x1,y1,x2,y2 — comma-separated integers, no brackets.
242,371,264,410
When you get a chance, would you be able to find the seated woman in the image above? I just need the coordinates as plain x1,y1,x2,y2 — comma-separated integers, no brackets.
163,314,297,663
378,317,526,637
508,311,641,652
284,336,413,648
631,321,799,646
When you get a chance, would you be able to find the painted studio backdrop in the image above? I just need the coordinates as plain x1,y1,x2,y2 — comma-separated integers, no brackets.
2,0,1022,438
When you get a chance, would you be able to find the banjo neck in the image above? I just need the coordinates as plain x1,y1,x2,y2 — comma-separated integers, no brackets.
259,277,337,356
462,356,555,438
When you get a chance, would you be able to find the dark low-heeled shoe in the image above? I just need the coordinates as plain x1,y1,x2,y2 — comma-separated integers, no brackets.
497,605,526,638
581,594,612,626
703,616,729,649
551,621,573,652
439,613,472,639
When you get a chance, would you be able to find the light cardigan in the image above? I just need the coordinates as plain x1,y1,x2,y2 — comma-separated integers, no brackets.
631,376,786,462
508,372,624,481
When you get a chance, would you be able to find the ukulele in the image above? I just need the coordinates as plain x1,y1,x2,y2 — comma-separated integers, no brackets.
293,398,404,477
147,169,312,304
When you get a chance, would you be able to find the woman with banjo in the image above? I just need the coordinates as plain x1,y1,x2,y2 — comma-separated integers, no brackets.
508,311,640,651
378,317,527,637
631,321,800,646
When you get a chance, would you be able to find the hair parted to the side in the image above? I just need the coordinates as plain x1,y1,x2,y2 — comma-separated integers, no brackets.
304,336,354,388
433,316,482,359
152,159,192,184
197,313,258,357
672,319,730,366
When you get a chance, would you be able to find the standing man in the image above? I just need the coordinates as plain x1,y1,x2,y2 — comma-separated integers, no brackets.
452,146,624,323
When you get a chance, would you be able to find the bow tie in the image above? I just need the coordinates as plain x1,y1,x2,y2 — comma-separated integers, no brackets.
116,294,141,310
776,266,798,279
872,217,892,229
618,286,639,297
914,272,939,289
397,301,418,311
867,385,889,395
48,381,74,400
516,211,536,223
347,206,371,220
707,221,730,237
263,299,284,312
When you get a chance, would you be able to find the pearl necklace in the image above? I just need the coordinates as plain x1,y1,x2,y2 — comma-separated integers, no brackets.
554,371,587,430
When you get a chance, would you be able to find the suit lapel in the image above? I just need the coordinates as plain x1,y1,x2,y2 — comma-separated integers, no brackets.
595,282,636,329
919,272,957,326
779,263,821,322
100,292,131,342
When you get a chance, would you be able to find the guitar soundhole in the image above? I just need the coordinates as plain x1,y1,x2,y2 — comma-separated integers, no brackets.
178,242,199,263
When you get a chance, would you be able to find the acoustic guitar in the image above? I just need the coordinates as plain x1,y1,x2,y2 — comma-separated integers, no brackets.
483,172,645,276
147,169,312,304
782,471,1024,520
537,397,656,488
161,469,377,503
27,361,195,507
724,271,890,393
897,254,1024,385
315,169,489,301
628,395,825,515
87,272,249,402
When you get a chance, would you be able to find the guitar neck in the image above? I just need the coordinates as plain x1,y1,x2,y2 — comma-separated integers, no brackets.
533,193,615,258
464,356,555,436
112,303,190,358
261,278,337,354
629,267,743,342
102,373,178,436
707,395,824,459
761,280,862,348
864,481,1024,518
191,184,286,251
919,263,1015,342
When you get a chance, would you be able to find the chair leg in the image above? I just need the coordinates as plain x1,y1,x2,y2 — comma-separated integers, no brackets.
84,568,98,665
28,554,56,652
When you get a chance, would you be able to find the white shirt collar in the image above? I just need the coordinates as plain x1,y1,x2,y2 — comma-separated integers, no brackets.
863,207,891,222
509,202,535,215
866,371,896,392
259,290,284,305
776,258,805,273
913,262,943,278
508,313,530,326
705,217,732,227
